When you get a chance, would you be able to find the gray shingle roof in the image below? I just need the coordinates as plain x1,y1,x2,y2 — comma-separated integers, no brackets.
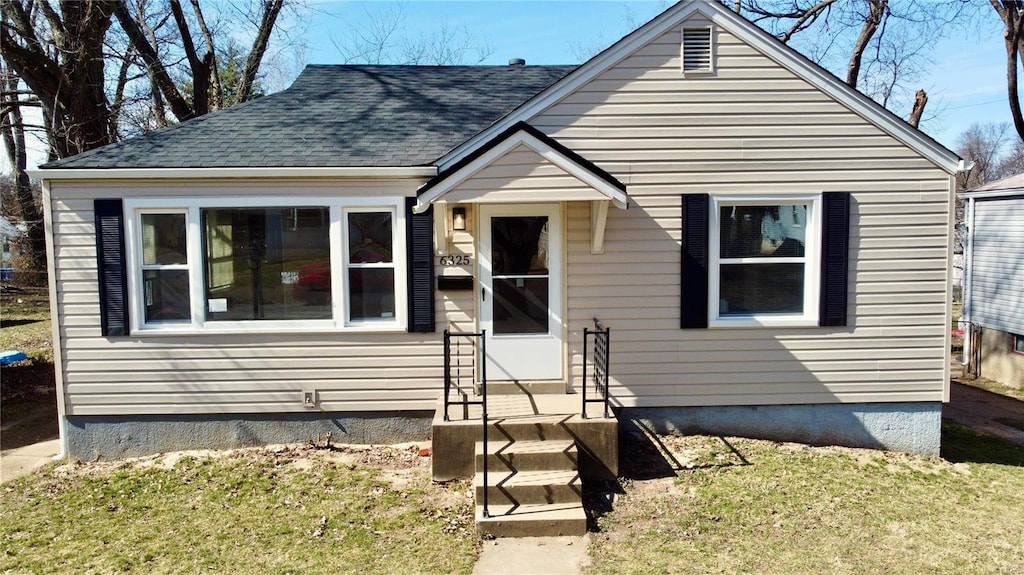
43,64,576,169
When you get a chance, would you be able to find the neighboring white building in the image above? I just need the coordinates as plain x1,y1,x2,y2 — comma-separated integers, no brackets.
961,174,1024,388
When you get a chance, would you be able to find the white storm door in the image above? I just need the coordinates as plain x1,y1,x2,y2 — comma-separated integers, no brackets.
479,204,563,381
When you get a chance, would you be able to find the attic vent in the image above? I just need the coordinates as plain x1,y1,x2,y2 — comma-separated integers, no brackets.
682,27,713,73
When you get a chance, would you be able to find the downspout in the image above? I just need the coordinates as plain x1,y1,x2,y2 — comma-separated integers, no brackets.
961,195,975,374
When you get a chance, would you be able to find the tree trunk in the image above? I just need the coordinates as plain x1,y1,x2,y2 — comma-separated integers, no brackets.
908,89,927,128
234,0,285,104
0,71,47,280
846,0,888,88
991,0,1024,143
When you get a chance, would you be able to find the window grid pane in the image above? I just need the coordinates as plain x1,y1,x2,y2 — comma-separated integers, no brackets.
344,210,397,323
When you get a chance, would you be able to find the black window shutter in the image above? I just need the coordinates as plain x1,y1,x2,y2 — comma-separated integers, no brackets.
406,198,435,332
94,199,129,337
819,192,851,327
681,194,709,329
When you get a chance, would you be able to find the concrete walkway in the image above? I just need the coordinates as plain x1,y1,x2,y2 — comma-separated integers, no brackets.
944,381,1024,446
0,438,60,483
473,535,591,575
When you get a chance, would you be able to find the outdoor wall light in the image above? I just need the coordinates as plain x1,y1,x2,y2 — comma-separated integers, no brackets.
452,206,467,231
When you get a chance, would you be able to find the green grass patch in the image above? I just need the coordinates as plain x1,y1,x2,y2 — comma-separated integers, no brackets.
588,427,1024,575
1,445,479,574
0,286,53,362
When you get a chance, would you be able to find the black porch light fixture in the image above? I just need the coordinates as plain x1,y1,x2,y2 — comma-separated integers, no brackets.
452,206,467,231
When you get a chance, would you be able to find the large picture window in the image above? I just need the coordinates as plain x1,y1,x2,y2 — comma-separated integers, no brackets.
709,196,820,327
125,197,406,333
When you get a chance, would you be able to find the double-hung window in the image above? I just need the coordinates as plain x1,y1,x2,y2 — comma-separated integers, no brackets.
708,195,821,327
124,197,407,333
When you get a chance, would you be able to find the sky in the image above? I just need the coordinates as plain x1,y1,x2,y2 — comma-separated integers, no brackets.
3,1,1017,172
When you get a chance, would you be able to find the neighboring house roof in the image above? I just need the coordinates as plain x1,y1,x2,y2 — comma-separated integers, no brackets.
41,64,575,170
962,173,1024,198
438,0,963,175
0,217,23,239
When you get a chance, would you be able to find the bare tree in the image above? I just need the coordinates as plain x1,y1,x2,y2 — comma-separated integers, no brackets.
330,3,492,65
956,122,1012,191
988,1,1024,143
1,0,121,159
0,63,46,277
737,0,974,127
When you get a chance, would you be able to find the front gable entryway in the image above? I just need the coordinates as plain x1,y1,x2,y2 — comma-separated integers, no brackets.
415,121,628,384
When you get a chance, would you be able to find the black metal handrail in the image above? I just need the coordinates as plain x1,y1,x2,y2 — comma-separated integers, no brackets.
441,329,490,518
582,318,611,419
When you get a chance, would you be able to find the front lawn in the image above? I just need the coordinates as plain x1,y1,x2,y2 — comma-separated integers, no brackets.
587,423,1024,575
1,444,479,574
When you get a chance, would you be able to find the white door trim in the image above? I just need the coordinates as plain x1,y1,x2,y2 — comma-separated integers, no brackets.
478,203,564,381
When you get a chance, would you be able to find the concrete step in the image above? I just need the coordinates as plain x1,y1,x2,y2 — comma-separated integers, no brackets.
480,381,568,395
489,415,579,442
475,440,577,473
474,469,582,506
475,503,587,537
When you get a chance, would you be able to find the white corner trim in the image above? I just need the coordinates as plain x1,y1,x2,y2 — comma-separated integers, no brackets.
415,130,627,213
436,0,959,175
29,166,438,180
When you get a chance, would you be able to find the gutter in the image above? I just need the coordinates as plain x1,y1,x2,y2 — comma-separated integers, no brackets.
28,166,438,180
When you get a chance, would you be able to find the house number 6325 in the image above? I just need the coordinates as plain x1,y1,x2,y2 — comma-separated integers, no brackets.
439,255,471,266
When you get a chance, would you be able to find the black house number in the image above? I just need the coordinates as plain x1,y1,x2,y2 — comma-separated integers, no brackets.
439,255,471,266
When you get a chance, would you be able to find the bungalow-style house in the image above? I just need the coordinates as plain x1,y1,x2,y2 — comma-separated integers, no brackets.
961,174,1024,388
34,0,962,535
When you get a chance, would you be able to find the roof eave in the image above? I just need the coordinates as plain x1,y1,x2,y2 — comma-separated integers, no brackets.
29,166,439,181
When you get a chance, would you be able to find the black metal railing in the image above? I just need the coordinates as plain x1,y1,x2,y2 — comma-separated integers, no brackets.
582,318,611,419
441,329,490,518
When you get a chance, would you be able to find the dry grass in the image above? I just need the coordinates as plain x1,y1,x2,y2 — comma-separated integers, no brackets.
587,425,1024,575
0,285,53,362
1,443,480,574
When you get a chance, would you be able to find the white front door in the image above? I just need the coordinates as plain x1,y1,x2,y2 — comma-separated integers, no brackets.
479,204,563,381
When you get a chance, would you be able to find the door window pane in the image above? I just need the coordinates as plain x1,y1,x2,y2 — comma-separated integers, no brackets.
349,268,396,320
719,263,804,315
143,269,190,321
720,205,806,258
142,213,187,265
491,217,549,275
493,278,549,334
201,207,331,321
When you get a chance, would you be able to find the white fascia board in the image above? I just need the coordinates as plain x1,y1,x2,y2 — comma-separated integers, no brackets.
959,188,1024,200
437,0,960,175
415,130,627,213
28,166,438,180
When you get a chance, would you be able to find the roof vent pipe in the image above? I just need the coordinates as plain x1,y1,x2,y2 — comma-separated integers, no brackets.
508,58,526,66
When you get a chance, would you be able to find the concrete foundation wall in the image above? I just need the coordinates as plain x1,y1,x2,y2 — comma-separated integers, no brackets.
979,328,1024,389
622,402,942,456
65,411,432,461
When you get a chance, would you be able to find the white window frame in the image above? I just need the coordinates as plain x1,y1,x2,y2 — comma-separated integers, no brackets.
342,207,403,327
136,208,193,327
124,196,408,335
708,194,821,328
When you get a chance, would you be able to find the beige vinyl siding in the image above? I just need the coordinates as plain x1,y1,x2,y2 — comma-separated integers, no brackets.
439,144,610,204
537,24,952,407
49,178,460,416
968,196,1024,335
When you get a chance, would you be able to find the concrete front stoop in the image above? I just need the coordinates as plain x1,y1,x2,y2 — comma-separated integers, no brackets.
431,392,618,538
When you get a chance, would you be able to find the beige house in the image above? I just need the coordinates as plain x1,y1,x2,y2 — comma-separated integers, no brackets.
35,0,962,467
